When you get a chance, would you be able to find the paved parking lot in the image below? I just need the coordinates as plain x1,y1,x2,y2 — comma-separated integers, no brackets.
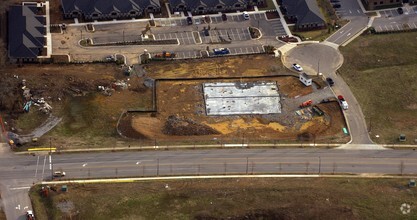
201,28,251,43
153,31,195,45
155,12,266,27
373,5,417,32
379,6,417,17
153,45,265,60
227,45,265,55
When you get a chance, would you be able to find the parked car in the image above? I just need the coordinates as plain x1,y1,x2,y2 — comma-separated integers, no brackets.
292,63,303,72
326,77,334,86
53,171,66,177
243,11,250,20
221,13,227,21
187,16,193,25
213,48,230,55
330,0,340,2
333,4,341,8
320,98,330,103
397,7,404,14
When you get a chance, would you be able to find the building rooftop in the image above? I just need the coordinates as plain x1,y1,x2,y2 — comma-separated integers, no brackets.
8,4,46,59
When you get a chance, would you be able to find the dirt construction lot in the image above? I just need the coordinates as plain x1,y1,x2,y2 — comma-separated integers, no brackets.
0,54,346,149
124,55,348,144
30,178,417,220
130,77,346,143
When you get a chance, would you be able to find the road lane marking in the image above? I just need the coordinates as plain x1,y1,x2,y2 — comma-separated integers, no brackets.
49,154,52,170
10,186,31,190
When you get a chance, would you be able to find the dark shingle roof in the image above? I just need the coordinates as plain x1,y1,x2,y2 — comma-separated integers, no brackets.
61,0,161,14
282,0,325,25
8,5,46,59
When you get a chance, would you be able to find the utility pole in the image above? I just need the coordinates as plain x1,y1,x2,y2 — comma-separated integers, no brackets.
123,30,125,43
246,157,249,174
157,158,160,176
318,156,321,174
317,58,320,76
50,138,53,179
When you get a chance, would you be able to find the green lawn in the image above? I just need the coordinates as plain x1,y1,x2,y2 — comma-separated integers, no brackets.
30,178,417,220
339,32,417,144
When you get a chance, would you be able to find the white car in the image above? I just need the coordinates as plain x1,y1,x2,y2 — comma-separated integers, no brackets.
26,210,35,220
292,63,303,72
53,171,66,177
243,11,250,20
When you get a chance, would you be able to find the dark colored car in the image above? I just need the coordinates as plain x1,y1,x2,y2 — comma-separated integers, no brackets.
213,48,230,55
187,16,193,25
397,7,404,14
330,0,339,2
320,98,330,103
326,77,334,86
221,13,227,21
333,4,341,8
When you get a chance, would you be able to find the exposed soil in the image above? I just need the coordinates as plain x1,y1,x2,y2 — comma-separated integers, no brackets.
163,115,220,136
0,63,137,140
129,76,347,142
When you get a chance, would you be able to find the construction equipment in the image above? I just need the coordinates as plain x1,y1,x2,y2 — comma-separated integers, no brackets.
154,51,176,58
312,105,324,116
299,100,313,108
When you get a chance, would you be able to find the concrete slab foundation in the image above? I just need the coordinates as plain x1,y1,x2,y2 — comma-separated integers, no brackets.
203,81,281,116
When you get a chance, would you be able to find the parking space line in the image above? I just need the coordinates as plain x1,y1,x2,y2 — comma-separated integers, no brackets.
396,24,400,30
236,29,242,40
414,22,417,28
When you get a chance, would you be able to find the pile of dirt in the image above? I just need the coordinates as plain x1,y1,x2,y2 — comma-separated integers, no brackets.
117,113,147,139
163,115,220,136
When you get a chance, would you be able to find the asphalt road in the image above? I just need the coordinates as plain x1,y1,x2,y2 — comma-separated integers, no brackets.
282,43,373,144
2,145,417,219
325,0,369,45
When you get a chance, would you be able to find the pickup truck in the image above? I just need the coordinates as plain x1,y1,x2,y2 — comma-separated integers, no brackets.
338,95,348,110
